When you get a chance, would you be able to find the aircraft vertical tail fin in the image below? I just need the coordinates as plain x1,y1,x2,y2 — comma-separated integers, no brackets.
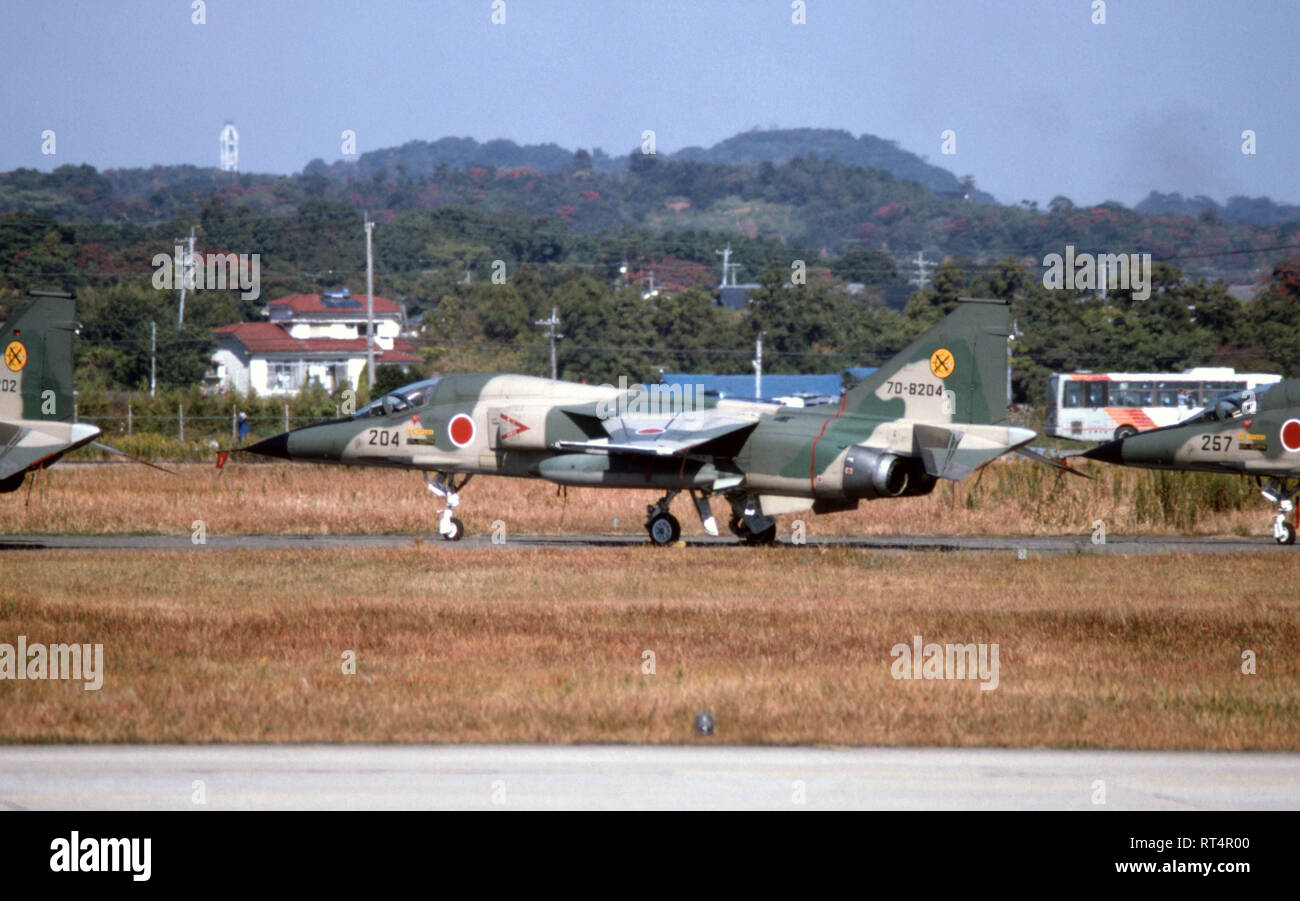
845,297,1012,425
1,291,78,422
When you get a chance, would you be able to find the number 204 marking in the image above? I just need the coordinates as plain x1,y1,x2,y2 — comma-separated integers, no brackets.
1201,434,1231,452
368,429,400,447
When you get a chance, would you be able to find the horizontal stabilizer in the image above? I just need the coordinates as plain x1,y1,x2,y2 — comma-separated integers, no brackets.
0,420,100,480
912,423,1036,481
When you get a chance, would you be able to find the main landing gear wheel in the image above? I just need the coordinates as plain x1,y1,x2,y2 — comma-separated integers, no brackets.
647,513,681,546
644,490,684,546
743,523,778,545
1277,521,1296,545
443,517,465,542
727,515,746,537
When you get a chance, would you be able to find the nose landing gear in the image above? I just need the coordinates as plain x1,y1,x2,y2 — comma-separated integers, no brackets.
1261,478,1298,545
427,472,472,541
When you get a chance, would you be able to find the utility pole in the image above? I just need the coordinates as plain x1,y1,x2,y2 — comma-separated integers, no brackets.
753,332,763,399
177,226,195,327
535,307,562,380
910,250,933,290
364,214,375,388
150,321,156,397
715,244,731,287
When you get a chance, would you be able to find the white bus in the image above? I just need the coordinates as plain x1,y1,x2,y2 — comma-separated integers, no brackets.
1047,367,1283,442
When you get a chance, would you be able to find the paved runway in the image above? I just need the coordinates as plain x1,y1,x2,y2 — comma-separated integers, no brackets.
0,745,1294,810
0,532,1290,554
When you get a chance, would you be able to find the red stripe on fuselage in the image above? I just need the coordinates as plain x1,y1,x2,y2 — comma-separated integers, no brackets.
809,391,848,492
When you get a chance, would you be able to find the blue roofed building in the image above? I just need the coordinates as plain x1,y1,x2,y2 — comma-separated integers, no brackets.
659,367,877,405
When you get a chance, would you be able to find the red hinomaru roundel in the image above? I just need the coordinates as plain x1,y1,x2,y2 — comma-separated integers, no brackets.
448,413,476,447
1281,419,1300,453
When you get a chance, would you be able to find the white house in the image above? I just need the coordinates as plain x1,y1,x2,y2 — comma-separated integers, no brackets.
207,289,421,396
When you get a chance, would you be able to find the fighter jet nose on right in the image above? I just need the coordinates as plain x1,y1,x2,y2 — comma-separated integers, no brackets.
246,432,291,460
1081,439,1124,464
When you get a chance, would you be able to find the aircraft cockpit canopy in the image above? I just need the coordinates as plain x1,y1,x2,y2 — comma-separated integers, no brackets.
354,377,442,418
1183,386,1265,424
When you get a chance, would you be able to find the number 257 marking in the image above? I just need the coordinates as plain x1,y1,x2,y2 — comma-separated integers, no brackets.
1201,434,1231,452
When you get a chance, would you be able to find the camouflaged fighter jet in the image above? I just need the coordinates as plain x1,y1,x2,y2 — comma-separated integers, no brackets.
1083,380,1300,544
0,292,100,494
245,297,1036,544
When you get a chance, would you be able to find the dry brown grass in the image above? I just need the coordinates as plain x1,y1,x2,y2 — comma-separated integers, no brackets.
0,459,1277,539
0,547,1295,748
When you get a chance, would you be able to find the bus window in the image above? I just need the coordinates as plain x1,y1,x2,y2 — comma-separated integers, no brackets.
1085,382,1108,407
1202,381,1243,405
1155,383,1180,406
1064,381,1084,407
1113,381,1152,406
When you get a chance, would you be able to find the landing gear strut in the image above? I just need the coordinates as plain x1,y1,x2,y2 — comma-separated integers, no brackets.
726,494,777,545
1261,478,1298,545
427,472,472,541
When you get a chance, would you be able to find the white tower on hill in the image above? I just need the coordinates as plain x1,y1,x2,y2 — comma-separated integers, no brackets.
219,122,239,172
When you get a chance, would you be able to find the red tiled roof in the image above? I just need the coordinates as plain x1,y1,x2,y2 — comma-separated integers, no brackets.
266,293,403,315
214,322,300,352
214,322,422,363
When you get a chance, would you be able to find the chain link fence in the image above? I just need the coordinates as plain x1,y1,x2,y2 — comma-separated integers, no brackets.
68,403,346,460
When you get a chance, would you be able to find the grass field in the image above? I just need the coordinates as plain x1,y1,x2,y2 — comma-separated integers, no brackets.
0,458,1278,539
0,546,1296,748
2,460,1294,749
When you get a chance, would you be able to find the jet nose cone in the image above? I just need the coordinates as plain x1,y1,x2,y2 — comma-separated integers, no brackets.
1081,438,1124,464
246,431,291,460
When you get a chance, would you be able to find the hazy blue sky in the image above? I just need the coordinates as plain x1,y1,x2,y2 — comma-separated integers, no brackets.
5,0,1297,207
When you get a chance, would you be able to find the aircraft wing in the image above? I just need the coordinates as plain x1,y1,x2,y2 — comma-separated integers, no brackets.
0,419,101,481
911,423,1036,480
554,412,756,458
